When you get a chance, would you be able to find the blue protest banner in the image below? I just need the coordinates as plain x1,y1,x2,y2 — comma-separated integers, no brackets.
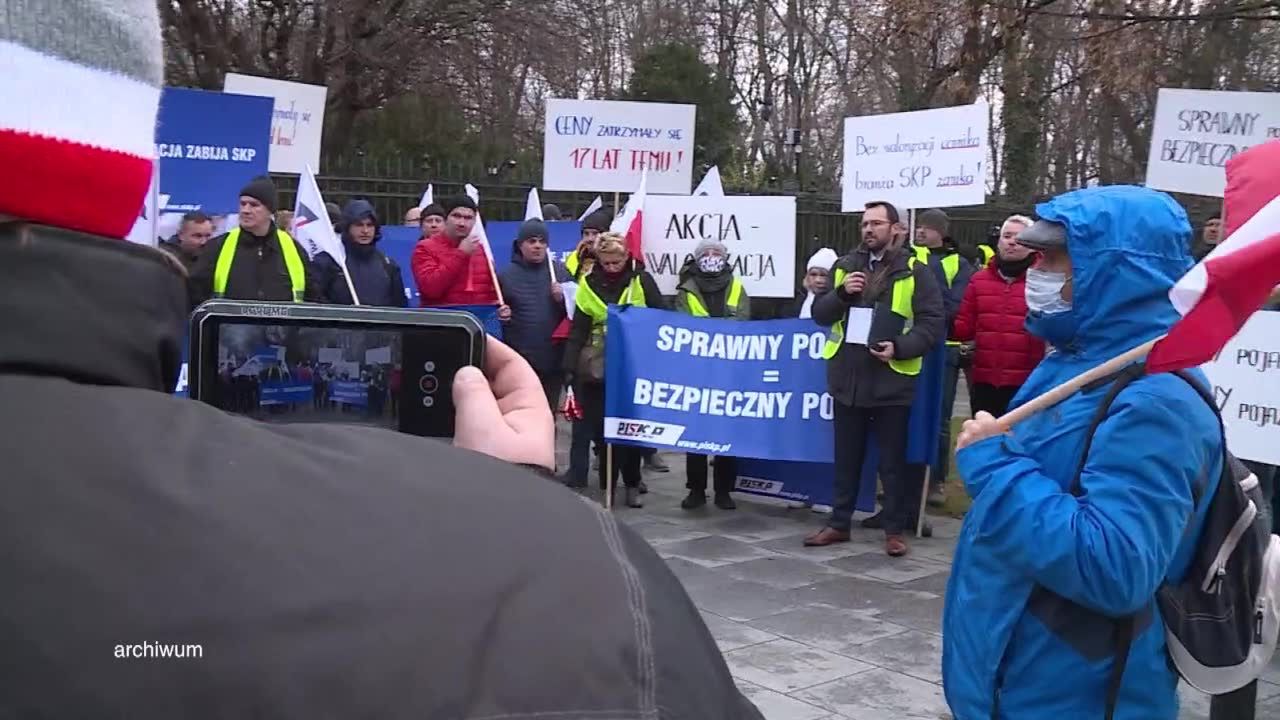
259,381,313,406
603,307,833,461
156,88,273,215
330,380,369,406
603,307,946,508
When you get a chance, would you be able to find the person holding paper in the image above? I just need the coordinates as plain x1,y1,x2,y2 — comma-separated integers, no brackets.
803,201,944,558
499,218,571,410
313,200,407,308
675,238,751,511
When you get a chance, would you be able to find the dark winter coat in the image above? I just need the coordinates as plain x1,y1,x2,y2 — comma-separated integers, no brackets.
0,222,762,720
563,264,666,381
158,236,202,274
951,263,1046,387
498,240,571,376
188,222,322,308
811,245,944,407
673,258,750,319
917,243,976,329
314,200,407,307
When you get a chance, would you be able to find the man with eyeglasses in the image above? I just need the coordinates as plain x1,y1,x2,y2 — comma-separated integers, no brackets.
804,200,944,557
499,218,571,410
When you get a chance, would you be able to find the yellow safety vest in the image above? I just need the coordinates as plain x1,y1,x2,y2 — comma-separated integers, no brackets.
911,246,961,287
979,245,995,266
681,278,745,318
213,228,307,302
821,260,921,376
565,250,580,277
576,275,647,345
914,246,964,347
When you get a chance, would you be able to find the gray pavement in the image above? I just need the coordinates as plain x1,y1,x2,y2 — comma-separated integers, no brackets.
557,436,1280,719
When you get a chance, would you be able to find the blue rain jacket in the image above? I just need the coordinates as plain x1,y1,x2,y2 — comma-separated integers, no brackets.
942,186,1224,719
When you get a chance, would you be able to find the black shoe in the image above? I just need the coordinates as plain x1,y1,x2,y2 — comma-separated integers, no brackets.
916,519,934,538
861,512,883,529
681,492,707,510
625,487,643,508
714,493,737,510
560,473,587,490
638,480,649,494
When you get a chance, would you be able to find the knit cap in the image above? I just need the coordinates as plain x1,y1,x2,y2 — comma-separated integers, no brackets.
0,0,164,239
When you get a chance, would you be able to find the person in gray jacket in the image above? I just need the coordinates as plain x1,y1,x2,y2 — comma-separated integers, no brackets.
803,200,944,558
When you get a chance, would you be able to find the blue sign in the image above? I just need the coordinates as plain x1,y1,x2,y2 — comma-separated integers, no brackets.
603,307,946,506
156,87,273,215
330,380,369,406
259,381,313,406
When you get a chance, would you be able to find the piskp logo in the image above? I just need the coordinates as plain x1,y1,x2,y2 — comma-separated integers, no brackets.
617,422,665,439
606,418,685,445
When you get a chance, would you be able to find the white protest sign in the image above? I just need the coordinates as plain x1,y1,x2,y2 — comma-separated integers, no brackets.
1145,88,1280,197
641,195,796,298
543,98,695,195
1201,311,1280,465
841,102,988,211
223,73,328,174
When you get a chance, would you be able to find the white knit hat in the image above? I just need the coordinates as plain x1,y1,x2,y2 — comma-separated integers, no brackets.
0,0,163,239
807,247,838,271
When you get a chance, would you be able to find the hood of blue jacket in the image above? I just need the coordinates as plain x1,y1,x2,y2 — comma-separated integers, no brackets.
339,199,381,246
1034,185,1193,360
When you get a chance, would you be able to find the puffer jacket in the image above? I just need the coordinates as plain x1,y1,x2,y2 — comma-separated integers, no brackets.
944,186,1222,720
950,264,1045,387
410,231,499,307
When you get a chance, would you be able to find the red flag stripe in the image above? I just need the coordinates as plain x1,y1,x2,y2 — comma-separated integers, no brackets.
1146,231,1280,373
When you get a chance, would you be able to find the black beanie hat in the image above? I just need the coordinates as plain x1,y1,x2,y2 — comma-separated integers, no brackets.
442,195,477,215
421,203,446,220
240,176,277,213
582,208,612,233
517,218,549,243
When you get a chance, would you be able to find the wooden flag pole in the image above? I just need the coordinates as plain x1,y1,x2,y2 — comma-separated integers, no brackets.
605,444,615,509
995,336,1162,432
916,466,931,538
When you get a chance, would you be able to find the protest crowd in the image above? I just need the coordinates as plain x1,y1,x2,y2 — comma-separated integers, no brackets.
3,1,1280,719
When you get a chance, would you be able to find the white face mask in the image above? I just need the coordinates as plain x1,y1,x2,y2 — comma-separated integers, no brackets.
698,254,726,274
1025,267,1072,314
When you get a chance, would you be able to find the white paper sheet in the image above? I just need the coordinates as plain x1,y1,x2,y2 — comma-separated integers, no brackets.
844,307,873,345
561,281,579,319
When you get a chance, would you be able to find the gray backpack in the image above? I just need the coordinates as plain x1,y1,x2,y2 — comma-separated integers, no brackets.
1080,366,1280,719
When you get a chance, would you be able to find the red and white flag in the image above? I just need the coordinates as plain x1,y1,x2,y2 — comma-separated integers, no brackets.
1147,140,1280,373
610,168,648,262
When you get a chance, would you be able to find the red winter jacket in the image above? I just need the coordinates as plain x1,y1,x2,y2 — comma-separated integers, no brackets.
951,265,1046,388
411,233,499,306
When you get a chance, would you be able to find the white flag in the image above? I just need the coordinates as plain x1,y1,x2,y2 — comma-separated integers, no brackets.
577,196,603,221
463,183,502,302
693,166,725,197
417,184,434,210
293,165,344,264
124,160,160,246
525,187,544,220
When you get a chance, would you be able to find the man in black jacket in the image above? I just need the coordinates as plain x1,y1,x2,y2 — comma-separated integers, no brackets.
157,211,213,274
498,218,571,409
804,201,944,557
188,176,322,307
0,6,761,717
314,199,408,307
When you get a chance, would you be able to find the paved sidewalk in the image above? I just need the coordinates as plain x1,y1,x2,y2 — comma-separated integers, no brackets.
566,451,1280,720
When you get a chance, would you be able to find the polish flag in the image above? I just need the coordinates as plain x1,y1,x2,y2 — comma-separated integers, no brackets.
1146,140,1280,374
610,168,648,262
